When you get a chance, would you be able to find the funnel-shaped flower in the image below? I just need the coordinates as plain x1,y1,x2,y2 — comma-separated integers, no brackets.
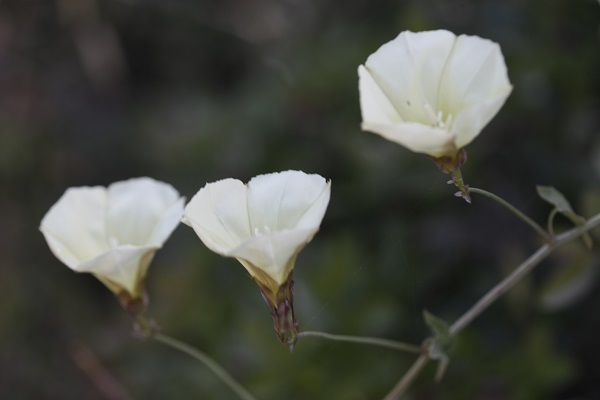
359,29,512,164
40,177,184,312
182,170,331,347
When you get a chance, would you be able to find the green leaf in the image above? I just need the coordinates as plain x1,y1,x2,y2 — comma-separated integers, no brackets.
536,186,574,213
537,185,592,249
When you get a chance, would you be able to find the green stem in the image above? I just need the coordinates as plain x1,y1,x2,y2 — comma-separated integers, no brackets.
450,212,600,335
451,169,471,203
153,333,257,400
469,187,552,242
298,331,421,354
382,354,430,400
547,208,559,237
384,212,600,399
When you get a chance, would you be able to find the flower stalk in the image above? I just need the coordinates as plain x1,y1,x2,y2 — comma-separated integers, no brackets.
130,312,256,400
449,168,471,203
469,187,552,243
298,331,422,354
152,333,258,400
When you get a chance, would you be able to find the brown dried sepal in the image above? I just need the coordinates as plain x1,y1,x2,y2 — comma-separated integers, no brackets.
117,289,149,317
431,148,468,174
255,274,299,352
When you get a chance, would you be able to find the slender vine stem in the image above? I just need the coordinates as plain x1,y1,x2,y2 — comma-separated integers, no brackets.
382,354,430,400
547,208,559,237
450,212,600,335
451,169,471,203
469,187,552,242
153,333,258,400
298,331,421,354
383,212,600,399
450,243,549,335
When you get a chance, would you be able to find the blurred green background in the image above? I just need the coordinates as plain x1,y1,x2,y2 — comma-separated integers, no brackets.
1,0,599,398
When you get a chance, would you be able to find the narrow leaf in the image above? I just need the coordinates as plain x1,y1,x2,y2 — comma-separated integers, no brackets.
536,186,574,213
537,185,592,249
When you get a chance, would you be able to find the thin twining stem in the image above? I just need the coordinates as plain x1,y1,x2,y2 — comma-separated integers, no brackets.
450,211,600,335
547,208,560,237
153,333,257,400
469,187,552,242
298,331,421,354
382,354,430,400
384,212,600,399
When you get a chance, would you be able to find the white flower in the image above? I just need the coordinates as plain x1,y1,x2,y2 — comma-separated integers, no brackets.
359,29,513,160
40,177,184,301
182,170,331,295
182,170,330,347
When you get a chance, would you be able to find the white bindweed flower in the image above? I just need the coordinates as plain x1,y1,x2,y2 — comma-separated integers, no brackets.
359,29,513,164
40,177,184,311
182,170,331,347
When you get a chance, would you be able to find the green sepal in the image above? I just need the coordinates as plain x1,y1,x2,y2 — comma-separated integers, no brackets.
536,185,592,248
423,311,451,346
423,310,452,382
423,310,452,359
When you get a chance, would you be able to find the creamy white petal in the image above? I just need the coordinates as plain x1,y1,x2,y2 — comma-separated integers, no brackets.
106,177,183,247
362,121,456,157
246,170,330,232
182,178,251,254
40,187,108,269
437,34,512,119
364,30,456,123
150,196,186,245
359,29,512,159
41,177,184,298
228,228,319,285
358,65,403,126
453,90,513,149
184,171,330,286
293,179,331,230
78,245,158,296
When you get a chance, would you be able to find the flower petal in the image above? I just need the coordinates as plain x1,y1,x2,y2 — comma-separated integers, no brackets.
437,34,513,147
182,178,252,255
362,121,456,157
229,228,319,285
246,170,331,232
438,34,512,114
40,186,108,269
453,90,513,149
78,245,158,296
364,30,456,123
106,177,183,247
358,65,403,126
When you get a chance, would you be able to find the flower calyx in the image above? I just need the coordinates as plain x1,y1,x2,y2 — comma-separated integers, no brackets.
432,148,471,203
256,273,299,352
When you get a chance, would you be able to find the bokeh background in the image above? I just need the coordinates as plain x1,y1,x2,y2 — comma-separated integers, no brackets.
1,0,600,398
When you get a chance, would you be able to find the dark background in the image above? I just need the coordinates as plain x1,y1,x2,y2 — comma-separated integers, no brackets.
1,0,599,398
